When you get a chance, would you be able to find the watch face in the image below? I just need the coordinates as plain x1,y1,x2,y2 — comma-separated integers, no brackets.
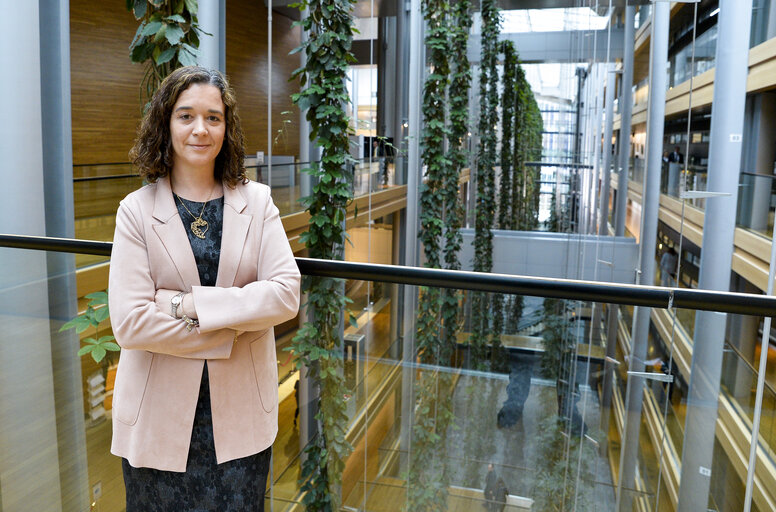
172,295,182,305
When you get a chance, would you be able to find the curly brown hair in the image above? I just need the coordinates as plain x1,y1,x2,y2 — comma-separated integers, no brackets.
130,66,247,187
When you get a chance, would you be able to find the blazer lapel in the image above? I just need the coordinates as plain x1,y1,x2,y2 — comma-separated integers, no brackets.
151,176,202,289
216,184,252,288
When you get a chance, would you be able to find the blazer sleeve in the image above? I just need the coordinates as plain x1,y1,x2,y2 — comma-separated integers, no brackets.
109,201,236,359
190,192,301,333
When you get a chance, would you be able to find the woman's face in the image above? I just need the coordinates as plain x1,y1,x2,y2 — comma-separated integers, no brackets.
169,83,226,175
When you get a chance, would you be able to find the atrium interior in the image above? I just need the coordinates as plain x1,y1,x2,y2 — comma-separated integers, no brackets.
3,1,776,511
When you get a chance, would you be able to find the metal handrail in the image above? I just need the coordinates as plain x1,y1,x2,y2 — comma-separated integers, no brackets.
1,233,775,317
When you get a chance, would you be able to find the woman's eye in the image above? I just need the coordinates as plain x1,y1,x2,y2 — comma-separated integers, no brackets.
178,114,191,120
209,116,222,122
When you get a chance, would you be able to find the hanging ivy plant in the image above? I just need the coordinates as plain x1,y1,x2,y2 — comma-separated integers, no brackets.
127,0,203,105
289,0,357,508
469,0,500,370
409,0,455,507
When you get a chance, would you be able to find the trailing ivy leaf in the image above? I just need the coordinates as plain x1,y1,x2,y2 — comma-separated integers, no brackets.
177,46,197,67
131,21,147,49
174,0,185,14
153,23,168,43
133,0,147,19
184,0,198,14
131,42,154,62
165,24,185,45
165,14,186,23
156,47,176,64
141,20,163,36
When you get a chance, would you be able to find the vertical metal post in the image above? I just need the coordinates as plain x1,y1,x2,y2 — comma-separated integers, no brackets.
614,5,635,237
197,0,225,72
678,1,753,510
599,66,616,235
399,0,423,479
615,4,670,510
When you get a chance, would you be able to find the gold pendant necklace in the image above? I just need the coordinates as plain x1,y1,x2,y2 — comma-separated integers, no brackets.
175,189,214,239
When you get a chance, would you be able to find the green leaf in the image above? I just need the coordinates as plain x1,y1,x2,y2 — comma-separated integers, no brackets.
177,46,197,67
92,346,107,363
165,14,186,23
155,47,176,64
78,345,95,357
131,42,153,62
133,0,147,19
141,20,162,36
102,342,122,352
153,23,167,43
174,0,185,14
165,24,185,45
98,335,116,343
94,306,110,323
184,0,198,14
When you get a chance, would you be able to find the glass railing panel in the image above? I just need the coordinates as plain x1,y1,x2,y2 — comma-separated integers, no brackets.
721,341,776,468
736,172,776,239
750,0,772,48
73,163,141,268
6,243,776,511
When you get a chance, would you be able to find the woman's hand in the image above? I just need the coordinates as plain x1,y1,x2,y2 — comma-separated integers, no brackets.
154,289,198,319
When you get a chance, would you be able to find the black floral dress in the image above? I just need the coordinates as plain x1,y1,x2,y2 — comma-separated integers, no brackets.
122,195,271,512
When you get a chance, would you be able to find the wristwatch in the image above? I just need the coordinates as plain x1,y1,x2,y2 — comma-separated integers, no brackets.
171,292,186,318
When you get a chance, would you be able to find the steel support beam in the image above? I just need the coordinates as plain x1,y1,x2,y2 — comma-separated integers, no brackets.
615,4,669,510
678,1,753,509
614,5,635,237
468,28,624,64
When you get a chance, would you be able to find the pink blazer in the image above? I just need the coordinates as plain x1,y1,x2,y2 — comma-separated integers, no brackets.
108,176,300,472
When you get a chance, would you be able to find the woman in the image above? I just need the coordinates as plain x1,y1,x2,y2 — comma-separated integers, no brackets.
108,66,300,511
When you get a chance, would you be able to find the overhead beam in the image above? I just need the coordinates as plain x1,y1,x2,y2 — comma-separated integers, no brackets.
468,28,624,64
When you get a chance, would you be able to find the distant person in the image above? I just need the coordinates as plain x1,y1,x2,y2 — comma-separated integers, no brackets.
494,477,509,512
668,146,683,164
293,378,300,427
660,246,678,287
484,463,497,510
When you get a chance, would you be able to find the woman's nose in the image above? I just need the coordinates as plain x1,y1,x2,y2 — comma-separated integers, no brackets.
192,117,207,135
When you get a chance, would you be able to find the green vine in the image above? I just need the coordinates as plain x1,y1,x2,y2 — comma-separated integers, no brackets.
498,41,516,231
289,0,357,508
469,0,500,370
127,0,203,106
408,0,456,507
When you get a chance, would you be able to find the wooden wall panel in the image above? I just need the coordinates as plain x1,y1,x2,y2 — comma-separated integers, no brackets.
226,0,301,159
70,0,146,165
70,1,301,165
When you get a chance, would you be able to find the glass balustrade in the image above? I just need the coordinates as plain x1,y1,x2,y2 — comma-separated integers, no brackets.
3,241,776,511
71,157,404,271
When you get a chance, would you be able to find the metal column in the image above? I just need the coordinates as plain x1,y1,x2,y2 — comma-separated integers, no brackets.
399,0,423,474
615,4,670,510
599,65,616,235
614,5,635,237
197,0,226,71
678,1,753,509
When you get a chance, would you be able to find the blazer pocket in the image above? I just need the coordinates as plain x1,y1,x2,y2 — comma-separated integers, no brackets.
249,329,279,413
112,350,154,426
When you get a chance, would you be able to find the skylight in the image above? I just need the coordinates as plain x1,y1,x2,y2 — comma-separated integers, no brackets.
501,7,610,33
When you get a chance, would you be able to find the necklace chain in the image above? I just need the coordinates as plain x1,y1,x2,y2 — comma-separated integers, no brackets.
174,186,215,240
